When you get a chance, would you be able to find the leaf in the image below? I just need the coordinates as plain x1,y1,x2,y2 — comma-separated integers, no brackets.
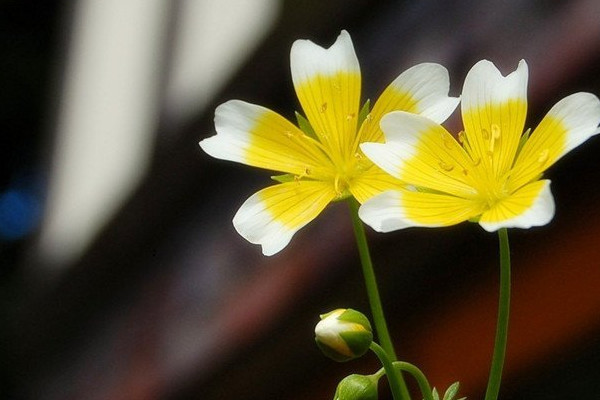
358,99,371,127
271,174,296,183
515,127,532,160
443,382,463,400
295,111,318,140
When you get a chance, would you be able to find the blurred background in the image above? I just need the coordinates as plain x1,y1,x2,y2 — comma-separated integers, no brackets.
2,0,600,399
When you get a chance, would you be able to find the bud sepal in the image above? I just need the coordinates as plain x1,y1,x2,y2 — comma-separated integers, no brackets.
315,308,373,362
333,374,379,400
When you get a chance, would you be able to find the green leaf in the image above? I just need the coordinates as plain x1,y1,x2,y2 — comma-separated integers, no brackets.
358,99,371,127
443,382,465,400
514,127,532,160
271,174,296,183
295,111,318,139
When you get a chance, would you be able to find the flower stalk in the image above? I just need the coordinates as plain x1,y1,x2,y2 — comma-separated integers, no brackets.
369,342,407,400
484,228,511,400
349,198,411,400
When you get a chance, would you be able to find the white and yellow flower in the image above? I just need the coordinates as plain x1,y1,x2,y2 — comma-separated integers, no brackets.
200,30,459,255
359,59,600,232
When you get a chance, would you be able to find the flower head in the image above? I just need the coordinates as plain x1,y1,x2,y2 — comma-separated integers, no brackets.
200,30,459,255
315,308,373,362
359,59,600,232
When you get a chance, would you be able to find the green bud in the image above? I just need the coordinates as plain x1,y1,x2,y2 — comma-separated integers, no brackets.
334,374,378,400
315,308,373,362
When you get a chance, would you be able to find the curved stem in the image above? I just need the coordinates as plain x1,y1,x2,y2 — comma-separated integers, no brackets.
484,228,511,400
393,362,434,400
348,198,410,400
370,342,405,400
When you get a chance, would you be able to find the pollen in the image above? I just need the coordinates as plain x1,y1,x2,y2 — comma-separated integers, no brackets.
320,102,328,113
346,113,356,120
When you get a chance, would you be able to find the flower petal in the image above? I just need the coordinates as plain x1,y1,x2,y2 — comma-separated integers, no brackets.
461,59,528,179
479,179,555,231
349,166,403,204
509,92,600,191
200,100,333,179
290,30,361,160
232,181,337,255
359,189,482,232
361,111,476,197
359,63,460,143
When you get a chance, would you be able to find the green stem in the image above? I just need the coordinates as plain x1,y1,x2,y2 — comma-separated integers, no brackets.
393,362,434,400
370,342,406,400
484,228,511,400
348,198,410,400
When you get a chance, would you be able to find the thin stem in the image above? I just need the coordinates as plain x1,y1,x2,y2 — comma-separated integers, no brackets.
484,228,511,400
370,342,406,400
393,362,434,400
348,198,410,400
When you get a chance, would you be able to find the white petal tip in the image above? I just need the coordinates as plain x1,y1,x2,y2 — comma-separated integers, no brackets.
358,191,414,232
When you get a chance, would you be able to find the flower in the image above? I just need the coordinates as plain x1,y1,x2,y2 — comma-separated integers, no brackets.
199,30,459,255
315,308,373,362
359,59,600,232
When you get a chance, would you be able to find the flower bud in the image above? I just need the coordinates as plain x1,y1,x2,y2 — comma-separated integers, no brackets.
334,374,379,400
315,308,373,362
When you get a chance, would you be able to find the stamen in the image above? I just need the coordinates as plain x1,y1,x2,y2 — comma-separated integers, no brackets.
438,161,454,172
482,128,491,141
489,124,501,152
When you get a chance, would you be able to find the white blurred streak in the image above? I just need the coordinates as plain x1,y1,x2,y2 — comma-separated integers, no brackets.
37,0,280,270
165,0,280,124
38,0,170,268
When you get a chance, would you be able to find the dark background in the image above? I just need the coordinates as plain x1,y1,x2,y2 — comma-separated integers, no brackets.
2,0,600,399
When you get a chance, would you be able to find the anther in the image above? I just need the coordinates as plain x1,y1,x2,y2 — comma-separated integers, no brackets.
443,136,455,150
489,124,501,152
482,129,491,141
438,161,454,172
491,124,501,139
